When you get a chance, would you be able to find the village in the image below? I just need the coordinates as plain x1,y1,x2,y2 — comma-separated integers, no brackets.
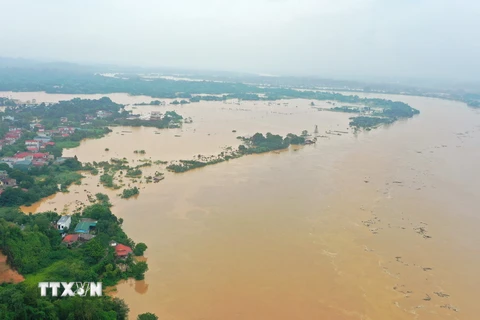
0,120,77,194
56,214,134,261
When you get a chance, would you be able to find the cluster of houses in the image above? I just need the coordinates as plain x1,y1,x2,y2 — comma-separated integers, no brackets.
82,110,113,125
1,151,53,169
58,215,133,258
30,122,76,139
0,127,22,151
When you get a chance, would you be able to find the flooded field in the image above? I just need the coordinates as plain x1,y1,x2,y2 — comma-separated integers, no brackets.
3,91,480,319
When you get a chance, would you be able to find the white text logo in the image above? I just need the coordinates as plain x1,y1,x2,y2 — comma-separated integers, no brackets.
38,282,102,297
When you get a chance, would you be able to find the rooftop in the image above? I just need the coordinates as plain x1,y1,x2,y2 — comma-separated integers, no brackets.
115,244,133,257
74,219,97,234
57,215,71,224
62,234,79,243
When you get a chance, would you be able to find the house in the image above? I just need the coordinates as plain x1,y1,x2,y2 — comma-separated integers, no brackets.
13,159,32,170
62,234,79,245
74,218,97,234
29,123,44,130
0,178,17,188
25,140,40,148
150,111,163,120
60,117,68,123
33,152,49,160
1,116,14,121
33,136,52,143
62,233,95,246
32,159,47,167
0,171,7,178
25,140,40,152
96,110,112,119
114,243,133,258
40,141,55,150
56,215,72,232
14,152,34,161
58,127,75,135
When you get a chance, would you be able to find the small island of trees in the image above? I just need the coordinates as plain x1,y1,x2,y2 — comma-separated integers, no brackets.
166,132,307,173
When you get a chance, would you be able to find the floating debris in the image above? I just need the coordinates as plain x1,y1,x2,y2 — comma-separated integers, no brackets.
440,304,459,312
434,292,450,298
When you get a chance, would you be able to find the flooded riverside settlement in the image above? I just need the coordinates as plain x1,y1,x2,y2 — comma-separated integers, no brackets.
2,91,480,320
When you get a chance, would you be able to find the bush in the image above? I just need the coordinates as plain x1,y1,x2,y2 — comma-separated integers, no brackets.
134,243,148,256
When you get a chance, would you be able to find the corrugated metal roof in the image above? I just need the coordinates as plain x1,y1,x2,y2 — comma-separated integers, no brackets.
57,215,71,224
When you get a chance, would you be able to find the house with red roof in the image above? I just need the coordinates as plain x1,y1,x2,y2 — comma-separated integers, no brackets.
33,153,49,160
62,233,95,247
14,152,33,161
62,234,79,245
114,244,133,258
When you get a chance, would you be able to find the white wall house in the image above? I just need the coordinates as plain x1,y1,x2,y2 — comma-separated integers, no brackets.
57,215,72,232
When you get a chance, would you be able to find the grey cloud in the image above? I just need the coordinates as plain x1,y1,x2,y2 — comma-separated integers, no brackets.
0,0,478,81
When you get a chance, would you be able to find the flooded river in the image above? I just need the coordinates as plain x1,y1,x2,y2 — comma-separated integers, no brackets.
3,91,480,319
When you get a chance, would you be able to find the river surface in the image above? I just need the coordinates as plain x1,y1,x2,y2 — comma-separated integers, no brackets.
3,91,480,320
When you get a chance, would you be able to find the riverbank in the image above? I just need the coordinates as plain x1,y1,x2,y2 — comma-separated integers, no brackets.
4,91,480,319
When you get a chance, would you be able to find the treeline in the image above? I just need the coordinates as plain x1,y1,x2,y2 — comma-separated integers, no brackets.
0,203,151,319
5,97,123,128
0,67,419,111
114,110,183,129
349,116,395,129
166,132,306,173
0,67,260,97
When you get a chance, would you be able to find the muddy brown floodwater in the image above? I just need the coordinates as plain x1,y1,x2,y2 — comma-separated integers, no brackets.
3,91,480,320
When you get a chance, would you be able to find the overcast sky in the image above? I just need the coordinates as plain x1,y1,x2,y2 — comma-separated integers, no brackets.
0,0,479,81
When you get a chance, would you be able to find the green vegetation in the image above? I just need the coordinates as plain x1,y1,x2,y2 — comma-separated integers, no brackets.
331,106,362,113
100,173,120,189
138,313,159,320
134,100,163,106
0,157,93,206
125,168,142,178
121,187,139,199
320,100,419,129
349,116,395,129
133,243,148,256
171,99,190,105
0,203,150,319
95,193,111,206
114,110,183,129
